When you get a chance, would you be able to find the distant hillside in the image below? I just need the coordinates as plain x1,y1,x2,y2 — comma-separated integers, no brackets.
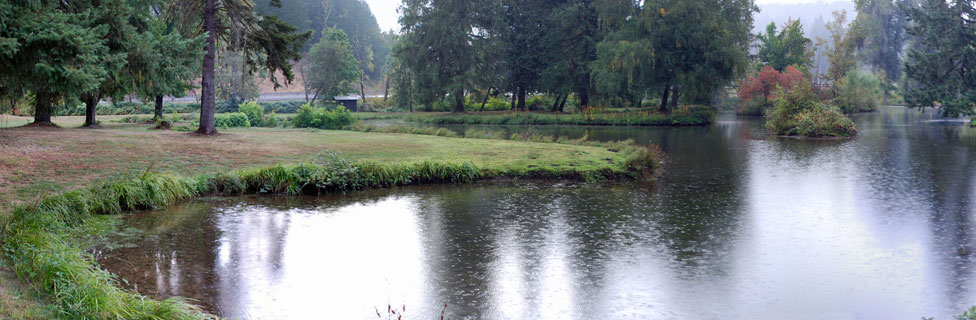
754,1,856,33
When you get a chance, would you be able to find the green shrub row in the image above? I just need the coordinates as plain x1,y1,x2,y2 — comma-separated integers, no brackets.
402,106,714,126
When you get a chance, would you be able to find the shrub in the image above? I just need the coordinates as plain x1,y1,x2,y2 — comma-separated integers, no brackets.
238,101,264,126
738,65,805,116
214,113,251,128
483,97,510,111
834,71,882,113
766,82,856,137
293,104,354,129
265,111,279,128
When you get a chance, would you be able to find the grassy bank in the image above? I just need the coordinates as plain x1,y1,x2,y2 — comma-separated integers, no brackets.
0,118,660,317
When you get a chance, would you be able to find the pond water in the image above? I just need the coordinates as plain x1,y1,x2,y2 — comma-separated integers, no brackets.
97,107,976,319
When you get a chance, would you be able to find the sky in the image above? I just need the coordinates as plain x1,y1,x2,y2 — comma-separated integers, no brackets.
363,0,852,33
363,0,402,32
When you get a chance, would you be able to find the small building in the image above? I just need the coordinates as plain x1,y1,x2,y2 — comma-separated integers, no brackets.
334,95,362,111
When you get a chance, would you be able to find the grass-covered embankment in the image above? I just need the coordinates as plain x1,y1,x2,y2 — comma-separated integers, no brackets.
0,119,661,318
360,106,715,127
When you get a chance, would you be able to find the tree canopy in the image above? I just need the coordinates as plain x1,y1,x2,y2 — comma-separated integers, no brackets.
305,28,362,104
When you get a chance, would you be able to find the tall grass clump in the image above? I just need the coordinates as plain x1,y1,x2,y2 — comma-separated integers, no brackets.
2,174,209,319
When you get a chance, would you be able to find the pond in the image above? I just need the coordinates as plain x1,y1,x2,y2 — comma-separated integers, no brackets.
97,107,976,319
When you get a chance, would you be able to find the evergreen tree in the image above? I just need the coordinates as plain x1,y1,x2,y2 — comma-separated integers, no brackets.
130,18,205,121
167,0,310,134
853,0,908,103
757,21,813,72
0,1,112,125
397,0,503,112
902,0,976,116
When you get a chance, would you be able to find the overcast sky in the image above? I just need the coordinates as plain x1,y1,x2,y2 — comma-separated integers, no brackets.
363,0,852,33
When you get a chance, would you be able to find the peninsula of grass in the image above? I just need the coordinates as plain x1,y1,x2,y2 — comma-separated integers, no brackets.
355,105,715,127
0,118,661,318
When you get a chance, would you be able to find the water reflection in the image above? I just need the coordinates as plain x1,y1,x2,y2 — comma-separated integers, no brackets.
97,107,976,319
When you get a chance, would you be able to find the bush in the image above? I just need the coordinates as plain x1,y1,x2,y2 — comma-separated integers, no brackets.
238,101,264,126
293,104,354,129
214,113,251,128
482,97,510,111
766,82,856,137
834,71,882,113
738,65,805,116
266,111,279,128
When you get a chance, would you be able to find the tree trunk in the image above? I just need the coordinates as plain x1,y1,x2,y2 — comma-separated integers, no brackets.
452,88,465,113
559,94,568,112
670,85,680,109
83,95,98,127
480,87,492,112
197,0,218,135
33,92,52,124
310,88,322,105
9,98,15,115
383,75,390,103
517,87,527,111
550,93,562,112
360,74,367,103
579,88,589,109
660,84,671,113
510,91,517,111
883,89,888,105
154,95,165,120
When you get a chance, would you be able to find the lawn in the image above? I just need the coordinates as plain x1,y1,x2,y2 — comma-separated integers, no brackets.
0,115,634,210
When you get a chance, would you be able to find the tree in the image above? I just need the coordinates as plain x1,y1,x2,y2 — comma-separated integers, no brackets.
130,19,205,121
503,0,550,111
397,0,503,112
824,10,862,86
901,0,976,117
739,65,805,107
74,0,136,128
0,1,112,125
305,28,362,104
757,20,813,72
167,0,310,135
593,0,757,112
539,0,601,111
852,0,908,104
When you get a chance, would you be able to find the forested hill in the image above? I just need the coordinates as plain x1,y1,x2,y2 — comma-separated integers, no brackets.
254,0,392,81
755,1,855,33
